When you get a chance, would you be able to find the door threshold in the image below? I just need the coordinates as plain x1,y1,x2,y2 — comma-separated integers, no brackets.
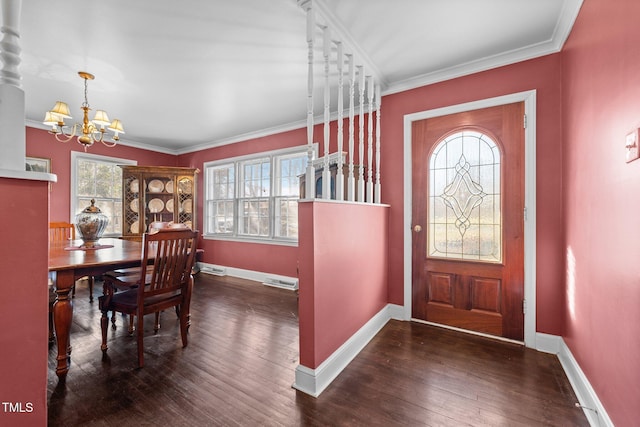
411,318,524,346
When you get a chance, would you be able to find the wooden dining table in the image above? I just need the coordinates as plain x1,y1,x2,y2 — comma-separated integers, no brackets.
49,237,143,379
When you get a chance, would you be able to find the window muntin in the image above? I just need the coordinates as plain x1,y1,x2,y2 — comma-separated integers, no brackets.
428,130,502,262
204,145,308,244
206,165,235,234
71,152,136,237
239,158,271,237
275,153,307,239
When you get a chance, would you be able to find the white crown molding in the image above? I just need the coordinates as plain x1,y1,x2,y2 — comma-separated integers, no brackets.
384,0,584,96
25,119,179,155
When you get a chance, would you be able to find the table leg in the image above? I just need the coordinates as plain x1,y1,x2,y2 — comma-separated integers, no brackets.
52,269,74,379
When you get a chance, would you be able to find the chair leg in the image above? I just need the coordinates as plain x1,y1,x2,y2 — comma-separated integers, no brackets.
100,310,109,352
179,303,189,348
137,311,145,368
111,311,117,330
48,310,55,345
154,312,160,333
129,315,135,334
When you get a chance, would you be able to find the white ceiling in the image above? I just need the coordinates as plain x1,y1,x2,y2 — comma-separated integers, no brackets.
15,0,582,154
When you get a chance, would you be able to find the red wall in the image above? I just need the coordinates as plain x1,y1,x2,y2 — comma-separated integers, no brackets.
298,201,389,367
382,55,565,334
561,0,640,424
0,177,49,426
26,127,177,223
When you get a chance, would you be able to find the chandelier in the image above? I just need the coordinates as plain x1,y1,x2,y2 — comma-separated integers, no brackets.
43,71,124,151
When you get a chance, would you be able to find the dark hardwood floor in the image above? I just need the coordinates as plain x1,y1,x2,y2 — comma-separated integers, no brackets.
48,274,588,426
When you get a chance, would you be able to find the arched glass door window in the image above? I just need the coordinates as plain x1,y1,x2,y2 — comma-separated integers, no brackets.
428,130,502,262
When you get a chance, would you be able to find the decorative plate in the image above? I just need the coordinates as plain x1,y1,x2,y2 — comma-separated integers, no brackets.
178,179,192,194
130,221,139,234
148,198,165,213
166,199,174,213
165,180,174,193
130,198,139,213
130,179,139,193
148,179,164,193
182,199,192,213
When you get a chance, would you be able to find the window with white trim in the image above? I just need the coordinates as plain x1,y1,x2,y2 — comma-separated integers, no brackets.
204,145,309,244
71,152,136,237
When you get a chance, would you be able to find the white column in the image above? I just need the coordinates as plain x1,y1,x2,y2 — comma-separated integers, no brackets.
375,84,382,204
322,26,331,199
347,55,356,202
302,1,315,199
0,0,25,172
357,66,365,202
366,76,374,203
335,42,344,201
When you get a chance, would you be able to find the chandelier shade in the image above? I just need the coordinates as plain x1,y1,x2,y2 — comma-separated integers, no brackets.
50,101,72,119
43,71,124,151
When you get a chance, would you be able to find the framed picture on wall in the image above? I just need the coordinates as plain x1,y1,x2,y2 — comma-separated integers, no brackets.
25,156,51,173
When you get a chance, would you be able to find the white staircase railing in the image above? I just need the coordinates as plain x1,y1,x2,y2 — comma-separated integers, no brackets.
298,0,382,204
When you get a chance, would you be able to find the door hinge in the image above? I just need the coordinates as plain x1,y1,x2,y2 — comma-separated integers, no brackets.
524,206,528,221
522,299,527,314
523,114,527,129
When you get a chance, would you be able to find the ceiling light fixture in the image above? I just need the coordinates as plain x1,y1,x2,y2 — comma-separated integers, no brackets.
43,71,124,151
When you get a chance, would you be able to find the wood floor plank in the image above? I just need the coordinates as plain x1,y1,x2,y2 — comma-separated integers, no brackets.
48,274,588,426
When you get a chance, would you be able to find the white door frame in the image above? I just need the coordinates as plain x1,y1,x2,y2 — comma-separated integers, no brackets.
403,90,537,348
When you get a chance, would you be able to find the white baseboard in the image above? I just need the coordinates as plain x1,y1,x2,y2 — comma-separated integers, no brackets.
198,262,298,291
292,303,395,397
536,333,613,427
387,303,405,321
534,332,562,354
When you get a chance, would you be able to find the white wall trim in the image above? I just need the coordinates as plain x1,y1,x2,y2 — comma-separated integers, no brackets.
292,303,396,397
535,332,562,354
198,262,298,290
536,333,613,427
384,0,583,96
403,90,537,348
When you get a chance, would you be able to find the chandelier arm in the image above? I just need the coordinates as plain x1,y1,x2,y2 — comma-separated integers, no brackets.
89,127,105,144
53,124,79,143
101,139,117,148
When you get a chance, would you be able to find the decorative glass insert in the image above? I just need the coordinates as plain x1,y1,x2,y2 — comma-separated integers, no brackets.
428,130,502,262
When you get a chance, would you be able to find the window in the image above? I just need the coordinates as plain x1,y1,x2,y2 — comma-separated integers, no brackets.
71,152,136,237
428,130,501,262
204,145,309,244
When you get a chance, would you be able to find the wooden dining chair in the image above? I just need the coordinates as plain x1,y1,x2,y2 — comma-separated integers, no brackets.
99,228,199,368
48,222,95,302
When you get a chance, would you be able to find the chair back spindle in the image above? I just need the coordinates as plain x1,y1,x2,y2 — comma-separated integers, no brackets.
49,222,75,242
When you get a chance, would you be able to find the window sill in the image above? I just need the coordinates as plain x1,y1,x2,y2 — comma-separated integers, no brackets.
203,234,298,247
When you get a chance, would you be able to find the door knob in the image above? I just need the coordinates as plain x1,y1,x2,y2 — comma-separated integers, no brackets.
413,225,422,233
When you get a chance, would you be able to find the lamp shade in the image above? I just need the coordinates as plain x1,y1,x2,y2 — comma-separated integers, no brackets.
92,110,111,127
43,111,59,126
50,101,72,119
108,119,125,135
